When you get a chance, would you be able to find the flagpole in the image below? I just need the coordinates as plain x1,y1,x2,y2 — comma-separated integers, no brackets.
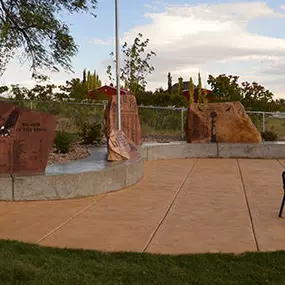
115,0,121,130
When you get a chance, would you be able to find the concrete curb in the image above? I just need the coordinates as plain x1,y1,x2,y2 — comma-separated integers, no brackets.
2,150,144,201
142,142,285,160
2,142,285,201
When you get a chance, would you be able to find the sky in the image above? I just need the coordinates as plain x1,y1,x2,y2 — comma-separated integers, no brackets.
1,0,285,98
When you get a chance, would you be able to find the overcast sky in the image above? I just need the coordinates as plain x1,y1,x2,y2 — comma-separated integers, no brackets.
1,0,285,98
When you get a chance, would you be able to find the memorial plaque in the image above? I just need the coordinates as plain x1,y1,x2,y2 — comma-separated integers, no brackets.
0,101,56,174
107,129,140,161
187,102,262,143
105,94,142,145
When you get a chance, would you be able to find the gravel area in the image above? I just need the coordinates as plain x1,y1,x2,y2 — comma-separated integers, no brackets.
47,136,184,165
48,143,90,165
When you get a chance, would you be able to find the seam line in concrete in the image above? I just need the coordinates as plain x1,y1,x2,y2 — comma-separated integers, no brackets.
146,147,149,161
141,159,198,253
236,159,260,252
37,195,107,244
277,160,285,168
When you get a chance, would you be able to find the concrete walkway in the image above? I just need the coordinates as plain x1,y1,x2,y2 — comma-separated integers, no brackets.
1,158,285,254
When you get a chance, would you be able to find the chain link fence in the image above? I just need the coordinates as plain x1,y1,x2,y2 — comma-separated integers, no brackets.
138,106,186,141
5,99,107,135
3,99,285,141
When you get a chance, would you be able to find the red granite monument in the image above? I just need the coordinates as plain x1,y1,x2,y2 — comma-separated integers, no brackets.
0,101,56,174
105,94,142,161
105,94,142,146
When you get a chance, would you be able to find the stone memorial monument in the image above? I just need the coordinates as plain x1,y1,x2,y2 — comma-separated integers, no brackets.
105,93,142,146
0,101,56,174
187,102,262,143
107,129,140,161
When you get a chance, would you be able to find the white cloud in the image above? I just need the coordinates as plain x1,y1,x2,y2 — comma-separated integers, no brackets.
119,1,285,98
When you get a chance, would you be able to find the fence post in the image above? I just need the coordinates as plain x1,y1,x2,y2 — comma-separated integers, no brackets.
181,108,184,139
30,100,33,109
262,112,265,132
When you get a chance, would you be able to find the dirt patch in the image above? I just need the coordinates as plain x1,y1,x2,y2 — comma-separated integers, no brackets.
48,143,90,165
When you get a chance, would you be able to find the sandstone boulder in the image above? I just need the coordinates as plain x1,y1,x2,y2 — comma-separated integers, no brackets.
105,94,142,145
187,102,262,143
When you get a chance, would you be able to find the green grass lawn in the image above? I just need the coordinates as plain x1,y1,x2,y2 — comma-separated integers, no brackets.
1,240,285,285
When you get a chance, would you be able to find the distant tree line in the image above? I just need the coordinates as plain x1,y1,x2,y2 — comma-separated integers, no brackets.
0,69,102,102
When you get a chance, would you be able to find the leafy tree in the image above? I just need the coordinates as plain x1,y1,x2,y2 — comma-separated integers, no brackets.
83,69,87,83
0,0,97,79
197,72,202,103
189,77,194,104
167,72,172,94
241,81,278,111
177,77,183,96
9,84,29,100
29,84,56,101
207,74,241,102
276,99,285,112
107,33,156,93
0,85,8,95
135,88,187,107
59,78,88,102
86,70,101,90
208,74,279,111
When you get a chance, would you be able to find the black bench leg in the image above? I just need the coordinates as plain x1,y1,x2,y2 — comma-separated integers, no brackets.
279,194,285,218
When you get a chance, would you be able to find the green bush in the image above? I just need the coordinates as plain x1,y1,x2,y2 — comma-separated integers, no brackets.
78,121,104,145
261,131,277,141
54,131,77,153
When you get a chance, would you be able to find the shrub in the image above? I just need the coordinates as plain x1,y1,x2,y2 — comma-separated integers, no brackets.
78,121,104,145
72,107,104,145
261,131,277,141
54,131,77,153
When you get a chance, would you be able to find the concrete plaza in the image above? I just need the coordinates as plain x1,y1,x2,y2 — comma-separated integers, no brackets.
0,158,285,255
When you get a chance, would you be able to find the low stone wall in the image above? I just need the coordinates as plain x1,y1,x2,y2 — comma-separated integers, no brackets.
0,148,144,201
2,142,285,201
142,142,285,160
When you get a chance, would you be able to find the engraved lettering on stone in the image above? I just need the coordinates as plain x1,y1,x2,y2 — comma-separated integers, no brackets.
0,101,56,174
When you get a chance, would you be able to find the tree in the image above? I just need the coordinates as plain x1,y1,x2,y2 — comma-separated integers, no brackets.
0,0,97,79
107,33,156,93
0,85,8,95
86,70,101,90
241,81,278,111
207,74,278,111
177,77,183,96
59,78,88,101
197,72,202,103
167,72,172,94
207,74,241,102
189,77,194,104
28,84,56,101
83,69,87,83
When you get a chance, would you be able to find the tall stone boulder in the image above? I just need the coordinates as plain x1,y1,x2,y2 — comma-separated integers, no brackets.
104,94,142,146
187,102,262,143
